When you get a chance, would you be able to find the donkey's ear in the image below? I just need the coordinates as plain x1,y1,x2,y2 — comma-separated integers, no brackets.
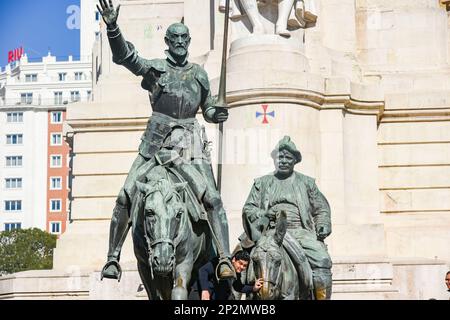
174,182,188,193
136,181,150,194
274,211,287,247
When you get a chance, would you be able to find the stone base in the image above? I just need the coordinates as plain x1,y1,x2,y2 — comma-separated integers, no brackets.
332,257,399,300
90,262,147,300
52,220,137,271
1,257,447,300
0,270,90,300
332,257,450,300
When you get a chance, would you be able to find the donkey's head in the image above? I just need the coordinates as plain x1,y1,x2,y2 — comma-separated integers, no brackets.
251,211,287,300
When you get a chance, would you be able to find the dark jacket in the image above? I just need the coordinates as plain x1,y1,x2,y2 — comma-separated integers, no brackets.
197,258,253,300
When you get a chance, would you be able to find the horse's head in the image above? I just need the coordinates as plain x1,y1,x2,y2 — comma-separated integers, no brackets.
251,211,287,300
136,176,188,277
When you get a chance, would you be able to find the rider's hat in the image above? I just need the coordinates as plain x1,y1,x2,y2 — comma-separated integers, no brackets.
270,136,302,164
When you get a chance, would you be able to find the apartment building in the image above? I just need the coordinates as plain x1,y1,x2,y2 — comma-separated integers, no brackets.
0,53,92,235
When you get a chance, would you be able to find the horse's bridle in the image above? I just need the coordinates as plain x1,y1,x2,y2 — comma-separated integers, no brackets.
142,187,184,279
142,184,183,251
149,238,175,249
255,248,283,298
143,212,179,254
144,219,178,280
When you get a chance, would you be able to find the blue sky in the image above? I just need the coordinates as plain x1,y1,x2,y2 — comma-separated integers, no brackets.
0,0,80,69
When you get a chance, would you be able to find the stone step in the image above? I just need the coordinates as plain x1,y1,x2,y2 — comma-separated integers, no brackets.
0,270,90,300
331,257,399,299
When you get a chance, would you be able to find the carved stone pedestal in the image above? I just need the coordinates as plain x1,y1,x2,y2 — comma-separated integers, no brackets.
210,34,386,258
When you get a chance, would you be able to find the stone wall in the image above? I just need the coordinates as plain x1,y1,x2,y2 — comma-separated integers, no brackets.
355,0,450,261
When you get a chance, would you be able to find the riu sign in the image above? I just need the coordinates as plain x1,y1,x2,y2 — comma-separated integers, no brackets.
8,47,24,64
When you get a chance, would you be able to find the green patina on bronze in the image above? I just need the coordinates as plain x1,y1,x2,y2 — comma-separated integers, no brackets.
96,0,333,300
240,136,333,300
96,0,233,299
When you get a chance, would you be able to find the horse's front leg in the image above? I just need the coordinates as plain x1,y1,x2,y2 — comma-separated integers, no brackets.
171,261,193,300
171,240,194,300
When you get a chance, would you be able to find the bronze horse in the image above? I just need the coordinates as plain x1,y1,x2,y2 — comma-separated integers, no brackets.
132,165,213,300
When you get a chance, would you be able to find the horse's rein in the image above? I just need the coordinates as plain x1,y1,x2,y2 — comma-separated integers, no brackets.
142,183,186,279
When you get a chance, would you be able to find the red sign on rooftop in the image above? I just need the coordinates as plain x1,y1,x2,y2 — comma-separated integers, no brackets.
8,47,24,64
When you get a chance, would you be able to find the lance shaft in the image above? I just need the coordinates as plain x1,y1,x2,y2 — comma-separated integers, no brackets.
217,0,230,193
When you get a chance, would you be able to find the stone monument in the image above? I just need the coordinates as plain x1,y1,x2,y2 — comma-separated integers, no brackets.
1,0,449,300
94,1,234,293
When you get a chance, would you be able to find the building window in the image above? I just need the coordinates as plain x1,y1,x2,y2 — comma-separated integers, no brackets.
50,177,62,190
6,134,23,145
75,72,83,81
51,111,62,123
25,74,37,82
54,92,63,105
20,93,33,104
4,223,21,232
58,73,67,81
70,91,80,102
50,222,61,234
5,200,22,212
5,178,22,189
51,133,62,146
6,156,22,167
7,112,23,123
87,90,92,101
95,11,100,21
50,199,62,212
50,155,62,168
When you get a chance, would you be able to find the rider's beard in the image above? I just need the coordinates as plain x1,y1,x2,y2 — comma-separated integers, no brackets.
172,46,187,58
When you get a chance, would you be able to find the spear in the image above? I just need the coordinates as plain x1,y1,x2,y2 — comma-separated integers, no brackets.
216,0,230,193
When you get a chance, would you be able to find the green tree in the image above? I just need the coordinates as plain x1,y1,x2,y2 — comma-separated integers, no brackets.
0,228,57,275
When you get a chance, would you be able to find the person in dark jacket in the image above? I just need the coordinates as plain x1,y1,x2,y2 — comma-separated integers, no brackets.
446,271,450,293
197,251,263,300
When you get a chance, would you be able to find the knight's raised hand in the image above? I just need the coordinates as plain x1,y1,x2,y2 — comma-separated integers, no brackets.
97,0,121,27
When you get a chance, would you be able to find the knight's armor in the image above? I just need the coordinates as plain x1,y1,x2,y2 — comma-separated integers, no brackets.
101,23,232,281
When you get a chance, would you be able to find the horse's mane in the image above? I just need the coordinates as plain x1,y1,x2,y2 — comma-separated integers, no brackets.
145,166,176,202
256,229,278,251
146,165,167,181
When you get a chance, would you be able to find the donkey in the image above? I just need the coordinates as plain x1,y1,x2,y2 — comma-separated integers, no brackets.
131,165,213,300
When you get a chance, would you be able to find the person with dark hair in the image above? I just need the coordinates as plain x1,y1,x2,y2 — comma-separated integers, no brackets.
446,271,450,293
196,250,263,300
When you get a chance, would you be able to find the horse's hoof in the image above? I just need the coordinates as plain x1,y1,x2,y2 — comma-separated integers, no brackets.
275,28,291,38
171,288,188,300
